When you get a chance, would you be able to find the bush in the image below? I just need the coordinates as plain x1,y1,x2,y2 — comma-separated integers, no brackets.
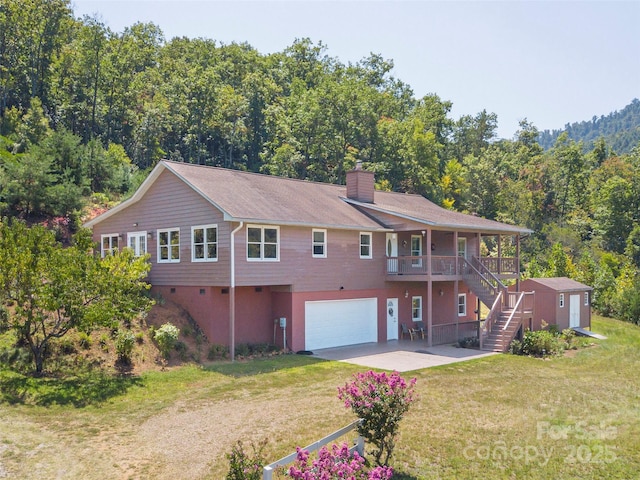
174,340,188,361
135,331,145,344
207,344,228,360
225,439,267,480
458,336,479,348
78,332,92,349
115,330,135,364
288,443,393,480
154,322,180,359
511,330,565,357
338,370,417,466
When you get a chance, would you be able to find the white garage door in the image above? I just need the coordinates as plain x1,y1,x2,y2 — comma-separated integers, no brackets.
305,298,378,350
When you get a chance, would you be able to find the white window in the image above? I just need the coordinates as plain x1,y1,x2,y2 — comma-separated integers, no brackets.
158,228,180,263
192,224,218,262
247,225,279,261
584,292,589,306
412,296,422,321
101,234,119,257
559,293,565,308
312,229,327,258
458,293,467,317
360,232,372,259
127,231,147,257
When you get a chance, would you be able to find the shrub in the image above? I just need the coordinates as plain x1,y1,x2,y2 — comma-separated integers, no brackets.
154,322,180,358
99,333,110,352
235,343,250,358
78,332,92,349
135,331,145,344
174,340,188,360
225,439,267,480
115,330,135,364
288,443,393,480
511,330,565,357
338,370,417,466
458,336,479,348
207,344,228,360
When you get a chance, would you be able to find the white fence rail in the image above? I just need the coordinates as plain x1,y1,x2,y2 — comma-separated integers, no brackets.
263,419,364,480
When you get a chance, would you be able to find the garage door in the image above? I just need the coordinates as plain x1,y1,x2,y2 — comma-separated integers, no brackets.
305,298,378,350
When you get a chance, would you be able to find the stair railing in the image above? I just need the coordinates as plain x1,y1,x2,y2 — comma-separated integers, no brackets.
479,290,503,350
472,256,507,292
461,257,507,309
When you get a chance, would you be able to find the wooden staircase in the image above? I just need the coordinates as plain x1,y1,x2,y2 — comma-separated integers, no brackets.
480,309,522,352
461,257,533,353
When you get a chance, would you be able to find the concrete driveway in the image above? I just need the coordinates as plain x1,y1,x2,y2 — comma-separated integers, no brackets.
311,340,497,372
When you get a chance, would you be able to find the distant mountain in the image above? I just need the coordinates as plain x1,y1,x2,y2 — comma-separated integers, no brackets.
539,98,640,153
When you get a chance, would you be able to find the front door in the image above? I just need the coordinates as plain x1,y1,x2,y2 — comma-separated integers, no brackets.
411,235,423,267
457,237,467,259
569,294,580,328
387,298,399,340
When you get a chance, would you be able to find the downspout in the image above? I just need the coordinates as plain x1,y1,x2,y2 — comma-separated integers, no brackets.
229,221,244,362
426,228,433,347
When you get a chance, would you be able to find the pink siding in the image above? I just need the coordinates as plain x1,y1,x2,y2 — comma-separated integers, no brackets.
234,226,387,291
92,170,231,286
153,285,274,346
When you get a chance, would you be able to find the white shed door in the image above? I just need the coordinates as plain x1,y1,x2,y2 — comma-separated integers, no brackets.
569,294,580,328
305,298,378,350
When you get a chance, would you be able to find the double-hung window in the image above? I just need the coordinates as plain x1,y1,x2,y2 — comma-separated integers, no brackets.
247,225,279,261
101,234,119,257
559,293,565,308
312,229,327,258
360,232,372,259
192,225,218,262
127,231,147,257
458,293,467,317
584,292,589,306
412,296,422,321
158,228,180,263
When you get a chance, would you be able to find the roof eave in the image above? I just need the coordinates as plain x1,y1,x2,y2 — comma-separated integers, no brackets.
342,197,532,234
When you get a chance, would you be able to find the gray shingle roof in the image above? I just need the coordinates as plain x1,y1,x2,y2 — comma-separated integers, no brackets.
86,160,531,234
525,277,593,291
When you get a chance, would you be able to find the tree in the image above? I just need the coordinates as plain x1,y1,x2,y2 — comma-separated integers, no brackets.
0,220,152,375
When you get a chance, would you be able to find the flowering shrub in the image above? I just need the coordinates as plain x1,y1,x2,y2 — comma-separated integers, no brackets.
225,439,267,480
288,443,393,480
154,322,180,358
338,370,417,466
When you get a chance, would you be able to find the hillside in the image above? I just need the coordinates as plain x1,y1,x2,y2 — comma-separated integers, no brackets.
539,98,640,153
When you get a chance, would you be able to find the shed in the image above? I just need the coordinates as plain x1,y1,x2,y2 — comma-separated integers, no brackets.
516,278,592,331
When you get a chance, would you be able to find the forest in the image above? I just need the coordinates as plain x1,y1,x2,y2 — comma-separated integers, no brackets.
1,0,639,325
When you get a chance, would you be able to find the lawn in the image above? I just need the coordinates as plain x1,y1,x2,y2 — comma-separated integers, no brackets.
1,315,639,479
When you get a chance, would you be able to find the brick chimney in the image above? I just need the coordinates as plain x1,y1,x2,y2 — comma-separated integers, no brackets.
346,161,375,203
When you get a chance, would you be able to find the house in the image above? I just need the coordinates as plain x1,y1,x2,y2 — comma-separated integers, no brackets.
514,278,592,331
85,160,535,354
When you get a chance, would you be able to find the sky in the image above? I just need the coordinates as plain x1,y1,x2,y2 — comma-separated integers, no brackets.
71,0,639,139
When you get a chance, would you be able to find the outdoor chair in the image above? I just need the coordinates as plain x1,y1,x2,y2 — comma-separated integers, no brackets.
413,321,426,340
401,323,417,341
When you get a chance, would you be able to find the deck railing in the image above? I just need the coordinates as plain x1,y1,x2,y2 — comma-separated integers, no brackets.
386,255,457,275
387,255,518,277
431,321,479,345
478,257,518,275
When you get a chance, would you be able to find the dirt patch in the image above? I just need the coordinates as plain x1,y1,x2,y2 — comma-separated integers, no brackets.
71,299,215,375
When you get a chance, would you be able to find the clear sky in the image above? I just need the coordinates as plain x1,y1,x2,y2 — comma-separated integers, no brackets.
71,0,639,139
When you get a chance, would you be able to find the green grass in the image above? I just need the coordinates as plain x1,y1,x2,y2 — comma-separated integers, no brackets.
1,315,639,479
